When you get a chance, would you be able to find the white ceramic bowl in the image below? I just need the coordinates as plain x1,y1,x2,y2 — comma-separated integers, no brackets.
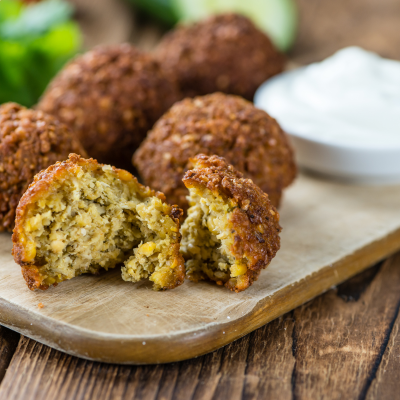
254,69,400,184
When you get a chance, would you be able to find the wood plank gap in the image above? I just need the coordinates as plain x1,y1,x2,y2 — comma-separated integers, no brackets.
0,326,19,384
101,366,125,400
54,356,80,400
174,355,207,400
154,364,180,400
41,351,70,400
192,349,224,400
360,297,400,400
119,367,135,400
152,367,167,400
70,360,93,400
240,330,256,400
365,297,400,400
135,364,165,400
290,311,298,400
29,343,53,400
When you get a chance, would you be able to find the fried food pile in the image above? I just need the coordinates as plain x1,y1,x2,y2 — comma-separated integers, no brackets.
180,155,281,292
12,154,185,291
134,93,296,211
156,13,284,100
37,44,181,170
0,103,87,232
5,13,297,293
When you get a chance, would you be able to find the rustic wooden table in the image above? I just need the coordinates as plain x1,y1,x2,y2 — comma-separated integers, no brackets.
0,256,399,400
0,0,399,399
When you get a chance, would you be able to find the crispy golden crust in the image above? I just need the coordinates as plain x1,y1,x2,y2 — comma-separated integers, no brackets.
0,103,87,232
156,13,285,100
134,93,296,211
37,44,181,170
12,154,185,291
183,154,281,292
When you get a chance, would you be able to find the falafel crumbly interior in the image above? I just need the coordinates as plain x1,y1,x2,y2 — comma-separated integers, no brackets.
22,165,179,290
181,187,248,283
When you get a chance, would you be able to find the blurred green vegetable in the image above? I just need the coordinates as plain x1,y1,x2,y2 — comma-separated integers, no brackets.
128,0,179,26
128,0,297,52
0,0,81,107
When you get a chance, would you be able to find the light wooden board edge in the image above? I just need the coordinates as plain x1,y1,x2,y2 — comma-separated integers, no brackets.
1,226,400,365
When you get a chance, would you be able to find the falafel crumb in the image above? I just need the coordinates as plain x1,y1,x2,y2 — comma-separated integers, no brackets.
13,155,184,291
121,198,184,289
181,187,240,284
38,303,44,309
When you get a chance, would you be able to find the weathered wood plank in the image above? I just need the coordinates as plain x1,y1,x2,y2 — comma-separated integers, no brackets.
291,256,400,400
365,299,400,400
0,319,287,400
242,316,295,400
1,256,400,400
0,326,19,383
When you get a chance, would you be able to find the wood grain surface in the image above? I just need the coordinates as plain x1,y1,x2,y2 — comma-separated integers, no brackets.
1,254,399,400
1,174,400,364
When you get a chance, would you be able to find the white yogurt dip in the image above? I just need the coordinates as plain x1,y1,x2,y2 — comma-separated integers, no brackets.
254,47,400,183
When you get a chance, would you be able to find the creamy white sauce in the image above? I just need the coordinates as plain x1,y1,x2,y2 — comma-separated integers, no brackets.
255,47,400,149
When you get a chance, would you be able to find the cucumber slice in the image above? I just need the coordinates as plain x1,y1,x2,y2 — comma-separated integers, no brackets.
171,0,298,52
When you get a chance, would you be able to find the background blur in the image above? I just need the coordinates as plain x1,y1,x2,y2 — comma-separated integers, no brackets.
0,0,399,107
72,0,400,61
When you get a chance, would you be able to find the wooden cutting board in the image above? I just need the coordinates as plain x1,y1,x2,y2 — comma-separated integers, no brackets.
0,173,400,365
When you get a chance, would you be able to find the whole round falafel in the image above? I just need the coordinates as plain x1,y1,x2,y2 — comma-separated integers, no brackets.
0,103,87,232
155,13,285,100
181,154,281,292
37,44,181,170
133,93,296,211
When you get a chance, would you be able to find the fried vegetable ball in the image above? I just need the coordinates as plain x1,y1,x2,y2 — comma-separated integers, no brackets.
155,13,285,100
0,103,87,232
181,154,281,292
12,154,185,291
37,44,181,170
134,93,296,211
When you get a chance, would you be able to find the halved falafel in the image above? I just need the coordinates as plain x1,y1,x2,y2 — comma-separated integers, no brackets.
37,44,181,170
134,93,296,211
180,154,281,292
12,154,185,291
0,103,87,232
156,13,285,100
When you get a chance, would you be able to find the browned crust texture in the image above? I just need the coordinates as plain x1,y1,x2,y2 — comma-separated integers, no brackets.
134,93,296,211
12,154,185,291
156,13,285,100
37,44,182,170
0,103,87,232
183,154,281,292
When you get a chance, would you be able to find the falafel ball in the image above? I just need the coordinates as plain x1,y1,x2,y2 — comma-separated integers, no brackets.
0,103,87,232
12,154,185,291
37,44,181,170
155,13,285,100
134,93,296,211
181,154,281,292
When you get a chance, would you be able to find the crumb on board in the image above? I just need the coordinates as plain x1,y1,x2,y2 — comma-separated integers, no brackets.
38,303,44,309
